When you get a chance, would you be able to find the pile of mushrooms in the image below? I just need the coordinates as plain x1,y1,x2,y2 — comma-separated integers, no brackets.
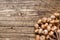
35,13,60,40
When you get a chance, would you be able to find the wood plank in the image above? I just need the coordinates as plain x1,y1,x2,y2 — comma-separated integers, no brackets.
0,33,35,38
0,16,39,21
0,27,34,34
0,21,36,27
0,38,35,40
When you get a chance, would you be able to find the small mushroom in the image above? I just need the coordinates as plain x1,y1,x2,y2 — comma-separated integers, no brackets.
41,24,45,29
35,24,39,29
54,20,59,23
49,31,54,36
42,17,47,23
47,25,51,31
36,35,40,40
46,35,51,40
38,28,43,34
57,29,60,32
54,13,60,17
47,18,52,22
44,23,48,27
37,19,42,24
49,24,52,27
50,20,55,24
35,29,39,33
51,26,57,31
50,15,56,19
40,35,45,40
42,29,48,35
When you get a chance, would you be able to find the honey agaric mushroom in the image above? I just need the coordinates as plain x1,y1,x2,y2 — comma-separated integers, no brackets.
54,13,60,17
35,13,60,40
50,15,56,19
35,24,39,29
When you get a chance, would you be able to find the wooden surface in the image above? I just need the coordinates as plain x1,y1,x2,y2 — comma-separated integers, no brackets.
0,0,60,40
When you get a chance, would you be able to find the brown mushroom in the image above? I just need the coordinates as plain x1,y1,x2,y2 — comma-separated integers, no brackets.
38,28,43,34
42,17,47,23
35,29,39,33
54,13,60,17
51,26,57,31
37,19,42,24
35,24,39,29
40,35,45,40
47,18,52,22
36,35,40,40
42,29,48,35
50,20,55,24
41,24,45,29
49,31,54,36
44,23,48,27
50,15,56,19
47,25,51,31
54,20,59,23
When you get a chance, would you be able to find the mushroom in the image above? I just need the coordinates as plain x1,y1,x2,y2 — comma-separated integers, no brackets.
35,29,39,33
49,31,54,36
37,19,42,24
49,24,52,27
57,29,60,32
35,24,39,29
38,28,43,34
46,35,51,40
50,15,56,19
36,35,40,40
54,20,59,23
51,26,57,31
40,35,45,40
41,24,45,29
50,20,55,24
47,18,52,22
54,13,60,17
47,25,51,31
42,17,47,23
44,23,48,27
42,29,48,35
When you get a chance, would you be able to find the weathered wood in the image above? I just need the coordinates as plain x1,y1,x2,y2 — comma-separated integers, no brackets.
0,27,34,34
0,38,35,40
0,0,59,40
0,33,35,38
0,16,39,21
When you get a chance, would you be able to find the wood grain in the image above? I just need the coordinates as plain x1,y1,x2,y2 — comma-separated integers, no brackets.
0,0,59,40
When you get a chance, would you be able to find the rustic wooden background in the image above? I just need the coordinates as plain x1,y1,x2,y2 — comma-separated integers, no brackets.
0,0,60,40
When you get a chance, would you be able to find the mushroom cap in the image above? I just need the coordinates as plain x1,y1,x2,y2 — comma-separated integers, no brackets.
49,31,54,36
38,28,43,34
44,23,48,27
42,17,47,23
50,20,55,24
35,29,39,33
49,24,52,27
57,29,60,32
35,24,39,29
50,15,56,19
37,19,42,24
46,35,51,40
54,20,59,23
54,13,60,17
42,29,48,35
36,35,40,40
51,26,57,31
47,18,52,22
40,35,45,40
41,24,45,29
47,25,51,31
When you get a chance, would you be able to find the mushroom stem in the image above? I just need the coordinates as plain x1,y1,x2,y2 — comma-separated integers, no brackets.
36,35,40,40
